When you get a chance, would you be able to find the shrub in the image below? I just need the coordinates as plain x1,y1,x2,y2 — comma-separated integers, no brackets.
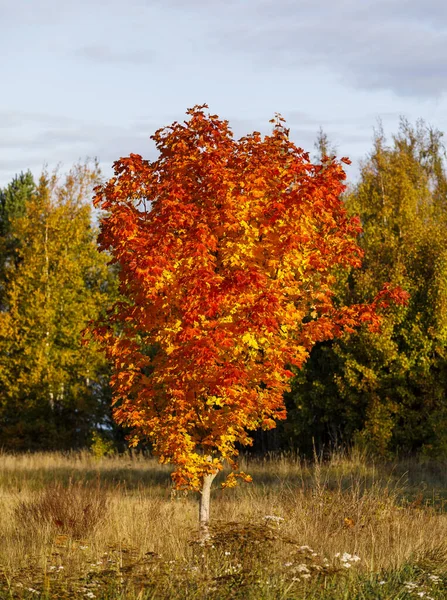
90,430,116,459
15,478,108,538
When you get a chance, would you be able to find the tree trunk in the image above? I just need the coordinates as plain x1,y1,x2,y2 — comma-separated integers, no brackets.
199,471,217,541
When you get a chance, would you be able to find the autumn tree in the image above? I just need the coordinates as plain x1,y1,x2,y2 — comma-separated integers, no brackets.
93,106,405,535
0,163,116,449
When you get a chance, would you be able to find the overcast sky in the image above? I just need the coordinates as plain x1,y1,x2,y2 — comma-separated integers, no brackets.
1,0,447,188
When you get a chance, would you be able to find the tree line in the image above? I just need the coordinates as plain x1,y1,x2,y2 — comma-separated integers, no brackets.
1,117,447,458
0,163,117,450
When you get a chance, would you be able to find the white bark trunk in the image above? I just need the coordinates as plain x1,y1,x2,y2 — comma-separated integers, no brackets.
199,472,217,541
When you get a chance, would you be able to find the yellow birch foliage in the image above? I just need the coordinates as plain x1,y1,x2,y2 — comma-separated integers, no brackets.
0,163,114,449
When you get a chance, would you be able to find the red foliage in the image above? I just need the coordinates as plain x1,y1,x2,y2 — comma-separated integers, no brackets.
92,106,407,490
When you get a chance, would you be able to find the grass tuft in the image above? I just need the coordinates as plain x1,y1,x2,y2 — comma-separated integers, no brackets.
14,478,109,539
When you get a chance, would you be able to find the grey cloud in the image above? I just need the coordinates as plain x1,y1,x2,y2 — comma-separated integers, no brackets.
0,110,77,129
8,0,445,98
336,131,374,145
1,130,95,151
0,156,45,173
207,0,447,99
346,111,405,126
76,44,155,65
0,111,159,187
284,110,334,127
0,0,143,26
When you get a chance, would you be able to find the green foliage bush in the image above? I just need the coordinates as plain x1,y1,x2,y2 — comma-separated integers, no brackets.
90,431,116,459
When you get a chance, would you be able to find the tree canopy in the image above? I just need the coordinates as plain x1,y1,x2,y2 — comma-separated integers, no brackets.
92,105,406,496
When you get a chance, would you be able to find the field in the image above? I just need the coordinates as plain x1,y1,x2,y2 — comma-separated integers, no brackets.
0,450,446,599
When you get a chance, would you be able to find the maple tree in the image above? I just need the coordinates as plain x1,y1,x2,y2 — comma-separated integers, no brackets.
92,105,406,534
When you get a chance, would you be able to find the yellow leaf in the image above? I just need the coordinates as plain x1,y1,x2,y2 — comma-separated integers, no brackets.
242,332,259,349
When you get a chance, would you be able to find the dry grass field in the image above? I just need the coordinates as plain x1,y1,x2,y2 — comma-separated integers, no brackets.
0,449,446,599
